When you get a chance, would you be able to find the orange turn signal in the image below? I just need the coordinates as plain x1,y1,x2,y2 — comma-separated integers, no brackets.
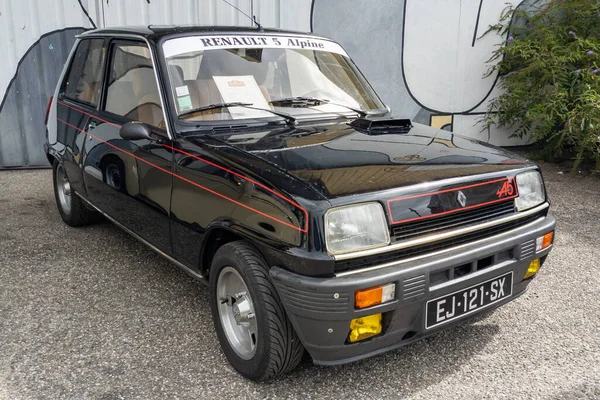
354,283,396,309
355,286,383,309
536,231,554,252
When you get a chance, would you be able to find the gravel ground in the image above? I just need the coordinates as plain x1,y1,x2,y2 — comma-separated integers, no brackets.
0,163,599,400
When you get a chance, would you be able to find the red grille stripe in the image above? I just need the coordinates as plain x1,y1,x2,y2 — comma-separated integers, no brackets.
387,177,518,225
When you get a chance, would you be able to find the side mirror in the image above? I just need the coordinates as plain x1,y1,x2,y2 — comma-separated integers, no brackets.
119,121,152,141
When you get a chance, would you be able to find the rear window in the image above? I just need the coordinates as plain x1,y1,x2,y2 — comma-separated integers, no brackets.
63,39,106,106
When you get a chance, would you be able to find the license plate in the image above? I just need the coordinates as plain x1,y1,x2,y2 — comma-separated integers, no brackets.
425,272,513,329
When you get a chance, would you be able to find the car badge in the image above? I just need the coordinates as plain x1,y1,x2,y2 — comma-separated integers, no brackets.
457,190,467,207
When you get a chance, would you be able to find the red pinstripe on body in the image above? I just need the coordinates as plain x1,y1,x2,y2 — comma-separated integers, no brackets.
162,145,309,232
386,177,518,225
55,103,308,233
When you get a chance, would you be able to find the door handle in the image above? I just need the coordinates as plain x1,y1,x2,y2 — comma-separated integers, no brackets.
87,121,97,131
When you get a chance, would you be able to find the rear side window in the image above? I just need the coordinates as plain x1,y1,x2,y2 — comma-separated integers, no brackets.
104,43,164,128
63,39,106,106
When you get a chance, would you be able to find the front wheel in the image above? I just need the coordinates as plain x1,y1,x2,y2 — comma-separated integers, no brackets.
209,241,304,381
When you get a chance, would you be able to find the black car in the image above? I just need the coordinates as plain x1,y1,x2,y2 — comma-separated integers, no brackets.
45,25,556,381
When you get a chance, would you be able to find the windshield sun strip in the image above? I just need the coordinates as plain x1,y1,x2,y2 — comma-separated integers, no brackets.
162,43,386,127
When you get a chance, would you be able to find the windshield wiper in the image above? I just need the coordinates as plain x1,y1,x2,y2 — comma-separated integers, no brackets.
269,96,375,118
179,102,251,118
179,102,296,127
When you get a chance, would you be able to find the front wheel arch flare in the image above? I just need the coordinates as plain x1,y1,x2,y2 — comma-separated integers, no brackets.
200,227,245,278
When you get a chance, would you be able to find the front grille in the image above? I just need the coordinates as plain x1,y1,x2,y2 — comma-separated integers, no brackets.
391,200,516,242
335,210,546,274
429,249,514,287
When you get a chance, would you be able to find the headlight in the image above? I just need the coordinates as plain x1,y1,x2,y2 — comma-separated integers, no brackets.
515,170,545,211
325,202,390,255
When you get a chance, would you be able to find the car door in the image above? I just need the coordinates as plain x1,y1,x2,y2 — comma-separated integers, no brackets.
56,38,106,196
81,39,174,253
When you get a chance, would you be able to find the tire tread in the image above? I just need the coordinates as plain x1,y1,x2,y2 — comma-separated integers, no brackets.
211,241,304,380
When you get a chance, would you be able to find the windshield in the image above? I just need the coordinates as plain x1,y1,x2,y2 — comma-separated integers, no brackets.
162,34,386,123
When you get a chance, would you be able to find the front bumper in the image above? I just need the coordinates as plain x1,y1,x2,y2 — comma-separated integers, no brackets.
270,214,556,366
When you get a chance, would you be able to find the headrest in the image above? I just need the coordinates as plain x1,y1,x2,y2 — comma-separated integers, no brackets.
131,66,159,97
197,49,268,84
198,50,230,80
169,64,185,87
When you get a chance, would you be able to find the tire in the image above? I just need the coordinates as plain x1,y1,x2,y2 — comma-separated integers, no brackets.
52,161,102,227
209,241,305,381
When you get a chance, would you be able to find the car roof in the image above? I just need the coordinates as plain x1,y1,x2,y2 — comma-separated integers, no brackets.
79,25,325,42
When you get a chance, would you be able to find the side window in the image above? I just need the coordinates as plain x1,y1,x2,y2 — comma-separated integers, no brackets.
63,39,106,106
104,43,164,128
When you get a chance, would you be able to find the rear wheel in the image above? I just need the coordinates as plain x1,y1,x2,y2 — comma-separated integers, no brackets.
209,241,304,381
52,161,101,227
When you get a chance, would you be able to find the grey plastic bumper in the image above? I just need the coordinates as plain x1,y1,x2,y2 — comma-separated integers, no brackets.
270,214,556,366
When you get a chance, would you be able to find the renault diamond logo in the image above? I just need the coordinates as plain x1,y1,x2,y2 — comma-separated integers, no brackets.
457,191,467,207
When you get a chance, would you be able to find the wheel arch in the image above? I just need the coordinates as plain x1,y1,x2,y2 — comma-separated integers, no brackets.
199,224,265,278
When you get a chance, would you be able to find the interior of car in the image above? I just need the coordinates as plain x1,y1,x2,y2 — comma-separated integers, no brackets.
167,48,276,120
105,44,164,128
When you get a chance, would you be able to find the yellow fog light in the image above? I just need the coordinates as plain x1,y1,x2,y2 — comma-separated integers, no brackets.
348,313,382,343
524,258,541,279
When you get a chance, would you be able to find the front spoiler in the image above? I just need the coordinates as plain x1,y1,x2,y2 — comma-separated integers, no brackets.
270,214,556,366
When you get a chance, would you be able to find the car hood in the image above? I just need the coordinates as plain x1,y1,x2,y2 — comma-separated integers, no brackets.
209,121,530,199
